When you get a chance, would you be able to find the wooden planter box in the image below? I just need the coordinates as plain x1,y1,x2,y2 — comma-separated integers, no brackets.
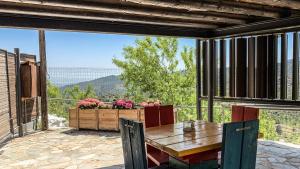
119,109,140,121
69,108,98,130
69,108,144,131
99,109,119,131
69,108,77,128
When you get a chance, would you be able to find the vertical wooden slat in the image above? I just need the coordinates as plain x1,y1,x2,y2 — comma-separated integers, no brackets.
292,32,299,100
39,30,48,130
15,48,23,137
256,36,268,98
4,51,14,135
208,39,215,122
196,39,202,120
267,35,277,99
229,38,236,97
236,38,247,97
202,41,208,97
247,37,256,98
274,36,279,99
213,40,218,96
219,39,226,97
281,33,288,100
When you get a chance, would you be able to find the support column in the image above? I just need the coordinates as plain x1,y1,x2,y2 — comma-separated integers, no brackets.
196,39,202,120
15,48,23,137
39,30,48,130
208,39,215,122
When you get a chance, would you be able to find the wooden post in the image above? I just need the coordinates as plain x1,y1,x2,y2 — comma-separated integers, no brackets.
39,30,48,130
15,48,23,137
196,39,202,120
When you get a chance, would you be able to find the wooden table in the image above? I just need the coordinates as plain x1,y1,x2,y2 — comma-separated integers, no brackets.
145,121,223,158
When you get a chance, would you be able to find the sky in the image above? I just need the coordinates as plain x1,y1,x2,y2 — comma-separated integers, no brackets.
0,28,195,69
0,28,296,70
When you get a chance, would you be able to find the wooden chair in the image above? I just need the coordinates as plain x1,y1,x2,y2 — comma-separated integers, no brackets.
232,105,259,122
120,118,175,169
144,106,169,167
220,120,259,169
159,105,174,125
144,106,160,128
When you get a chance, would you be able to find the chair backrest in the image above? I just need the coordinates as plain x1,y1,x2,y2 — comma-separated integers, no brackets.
159,105,174,125
221,120,259,169
120,118,148,169
232,105,259,122
144,106,160,128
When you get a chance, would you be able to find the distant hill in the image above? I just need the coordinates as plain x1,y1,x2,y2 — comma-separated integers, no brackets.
60,75,126,96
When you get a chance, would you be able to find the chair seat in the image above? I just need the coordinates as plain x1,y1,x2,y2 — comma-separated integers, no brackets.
147,148,169,166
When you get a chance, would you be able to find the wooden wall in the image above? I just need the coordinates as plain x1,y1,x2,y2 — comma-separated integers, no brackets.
7,53,17,133
0,50,39,142
0,51,11,141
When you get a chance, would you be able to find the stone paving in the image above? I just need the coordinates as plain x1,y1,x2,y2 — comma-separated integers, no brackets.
0,128,299,169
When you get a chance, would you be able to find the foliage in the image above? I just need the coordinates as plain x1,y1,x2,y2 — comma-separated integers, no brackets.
47,82,97,118
112,37,196,121
63,84,96,100
47,82,68,118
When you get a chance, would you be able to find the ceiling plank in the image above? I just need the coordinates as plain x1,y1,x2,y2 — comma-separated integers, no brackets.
0,0,246,25
234,0,300,10
123,0,281,18
212,16,300,38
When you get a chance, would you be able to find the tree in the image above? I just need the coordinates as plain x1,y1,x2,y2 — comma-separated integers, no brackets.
113,37,196,120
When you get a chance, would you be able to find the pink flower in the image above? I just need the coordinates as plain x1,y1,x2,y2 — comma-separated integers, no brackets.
125,103,133,109
140,102,148,107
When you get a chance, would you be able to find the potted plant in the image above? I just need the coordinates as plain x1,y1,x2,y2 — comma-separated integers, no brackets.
114,99,140,123
69,98,102,130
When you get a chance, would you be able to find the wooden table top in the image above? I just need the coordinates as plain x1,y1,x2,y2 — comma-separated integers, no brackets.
145,121,223,158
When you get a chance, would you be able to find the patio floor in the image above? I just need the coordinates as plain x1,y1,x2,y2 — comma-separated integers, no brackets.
0,128,299,169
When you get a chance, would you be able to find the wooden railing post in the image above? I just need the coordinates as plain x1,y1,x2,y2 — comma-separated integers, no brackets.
39,30,48,130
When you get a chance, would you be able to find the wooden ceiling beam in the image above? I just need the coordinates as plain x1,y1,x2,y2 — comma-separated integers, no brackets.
234,0,300,10
0,5,218,29
0,14,210,38
0,0,246,25
123,0,281,18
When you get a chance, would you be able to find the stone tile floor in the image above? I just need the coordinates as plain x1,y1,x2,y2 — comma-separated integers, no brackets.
0,128,299,169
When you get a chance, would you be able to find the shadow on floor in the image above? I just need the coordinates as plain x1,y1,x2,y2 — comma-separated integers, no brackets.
61,128,120,138
96,164,124,169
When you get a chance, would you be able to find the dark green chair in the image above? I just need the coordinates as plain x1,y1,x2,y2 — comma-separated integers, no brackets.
120,118,175,169
220,120,259,169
